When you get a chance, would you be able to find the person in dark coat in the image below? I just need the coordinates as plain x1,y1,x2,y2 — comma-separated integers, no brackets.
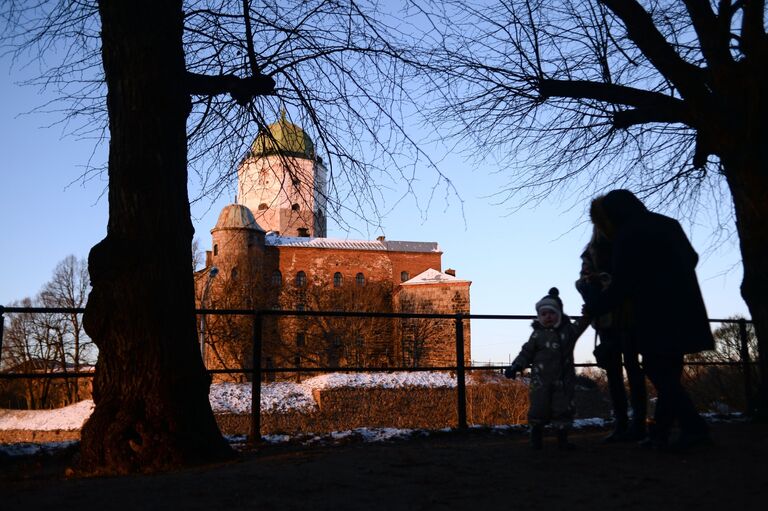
585,189,715,450
576,222,647,442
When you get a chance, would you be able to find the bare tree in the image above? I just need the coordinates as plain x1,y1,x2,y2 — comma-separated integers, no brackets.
279,276,395,371
416,0,768,415
397,294,444,367
1,256,94,407
686,316,758,411
1,298,59,408
2,0,429,473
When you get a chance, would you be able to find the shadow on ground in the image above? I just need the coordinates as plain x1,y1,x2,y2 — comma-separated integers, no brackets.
2,421,766,510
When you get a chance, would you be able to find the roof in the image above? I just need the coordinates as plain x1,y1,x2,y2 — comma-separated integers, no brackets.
265,234,440,253
251,111,315,159
212,204,265,232
400,268,470,285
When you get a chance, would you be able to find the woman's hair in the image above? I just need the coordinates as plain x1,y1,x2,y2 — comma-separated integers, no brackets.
601,189,647,227
589,189,647,238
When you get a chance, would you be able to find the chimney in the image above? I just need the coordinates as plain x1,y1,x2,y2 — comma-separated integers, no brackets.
205,250,212,267
445,268,456,277
377,236,386,242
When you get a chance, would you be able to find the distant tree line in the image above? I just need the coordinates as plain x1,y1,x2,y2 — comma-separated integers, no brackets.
1,255,95,408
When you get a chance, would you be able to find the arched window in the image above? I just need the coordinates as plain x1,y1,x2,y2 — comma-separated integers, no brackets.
258,203,269,210
356,272,365,287
291,203,300,211
400,271,409,282
333,272,343,288
271,270,282,287
213,244,218,256
230,267,238,280
295,271,307,287
296,332,305,347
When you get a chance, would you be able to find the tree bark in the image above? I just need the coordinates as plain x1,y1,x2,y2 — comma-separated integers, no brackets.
723,145,768,418
80,0,233,474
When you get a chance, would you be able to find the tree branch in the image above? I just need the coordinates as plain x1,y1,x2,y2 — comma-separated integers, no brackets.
613,107,690,129
682,0,733,69
599,0,708,103
185,72,275,105
539,78,692,125
741,0,767,59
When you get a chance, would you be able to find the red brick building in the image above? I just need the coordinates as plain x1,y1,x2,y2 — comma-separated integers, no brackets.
195,116,471,380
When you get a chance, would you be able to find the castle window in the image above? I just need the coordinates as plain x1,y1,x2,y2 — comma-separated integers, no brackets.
231,267,238,280
258,203,268,210
356,272,365,287
296,303,305,312
355,336,364,348
400,271,409,282
333,272,343,288
291,203,300,211
297,227,310,237
296,332,305,347
213,244,218,256
271,270,282,287
333,334,342,347
295,271,307,287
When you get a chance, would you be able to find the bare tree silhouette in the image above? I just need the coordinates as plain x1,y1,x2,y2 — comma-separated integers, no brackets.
2,0,433,473
415,0,768,416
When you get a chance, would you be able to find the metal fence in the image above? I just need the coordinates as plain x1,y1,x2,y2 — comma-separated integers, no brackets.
0,305,757,443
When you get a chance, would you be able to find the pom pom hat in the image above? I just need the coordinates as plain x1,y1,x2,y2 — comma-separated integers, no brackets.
535,287,563,326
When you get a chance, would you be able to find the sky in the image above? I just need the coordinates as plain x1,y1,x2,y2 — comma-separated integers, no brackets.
0,51,750,366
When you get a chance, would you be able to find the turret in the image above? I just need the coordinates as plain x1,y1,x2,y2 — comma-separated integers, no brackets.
209,204,266,282
237,112,327,237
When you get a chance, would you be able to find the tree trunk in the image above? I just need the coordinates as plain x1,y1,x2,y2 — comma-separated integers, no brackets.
80,0,233,474
723,145,768,419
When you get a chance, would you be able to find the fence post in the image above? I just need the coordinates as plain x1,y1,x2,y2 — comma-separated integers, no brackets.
0,305,4,365
738,319,754,416
249,311,263,445
455,313,468,430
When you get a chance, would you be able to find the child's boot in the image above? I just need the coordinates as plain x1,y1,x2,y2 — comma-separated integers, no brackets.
557,428,576,450
530,425,543,450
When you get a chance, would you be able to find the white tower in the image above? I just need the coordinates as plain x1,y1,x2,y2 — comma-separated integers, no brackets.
237,112,327,237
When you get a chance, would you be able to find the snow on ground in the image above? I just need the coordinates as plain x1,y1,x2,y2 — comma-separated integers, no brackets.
210,371,462,415
0,400,94,431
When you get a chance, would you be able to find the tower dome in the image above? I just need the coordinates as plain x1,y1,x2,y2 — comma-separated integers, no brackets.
250,110,315,159
212,204,265,232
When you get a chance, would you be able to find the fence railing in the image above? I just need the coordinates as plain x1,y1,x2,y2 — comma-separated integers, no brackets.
0,305,757,443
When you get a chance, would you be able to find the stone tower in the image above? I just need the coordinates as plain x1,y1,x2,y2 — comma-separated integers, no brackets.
237,112,327,237
209,203,266,282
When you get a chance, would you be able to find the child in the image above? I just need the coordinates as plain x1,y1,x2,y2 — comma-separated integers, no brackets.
506,287,589,449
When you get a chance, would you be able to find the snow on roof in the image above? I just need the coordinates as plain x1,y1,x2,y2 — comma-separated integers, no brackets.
400,268,470,285
265,234,440,253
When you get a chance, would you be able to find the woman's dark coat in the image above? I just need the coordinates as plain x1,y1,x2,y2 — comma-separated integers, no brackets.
590,210,714,355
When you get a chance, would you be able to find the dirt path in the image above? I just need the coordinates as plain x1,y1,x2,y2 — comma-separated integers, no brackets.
2,422,766,510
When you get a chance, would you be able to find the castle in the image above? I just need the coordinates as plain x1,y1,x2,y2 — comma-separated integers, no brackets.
195,113,471,381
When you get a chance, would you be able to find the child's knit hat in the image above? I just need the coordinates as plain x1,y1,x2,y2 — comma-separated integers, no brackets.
535,287,563,315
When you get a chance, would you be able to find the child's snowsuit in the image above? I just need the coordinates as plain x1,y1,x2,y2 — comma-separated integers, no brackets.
512,315,585,427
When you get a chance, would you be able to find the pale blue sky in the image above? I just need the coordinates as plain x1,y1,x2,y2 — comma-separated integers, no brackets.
0,54,749,365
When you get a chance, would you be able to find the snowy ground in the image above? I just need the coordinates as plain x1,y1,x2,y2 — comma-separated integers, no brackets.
0,372,743,458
